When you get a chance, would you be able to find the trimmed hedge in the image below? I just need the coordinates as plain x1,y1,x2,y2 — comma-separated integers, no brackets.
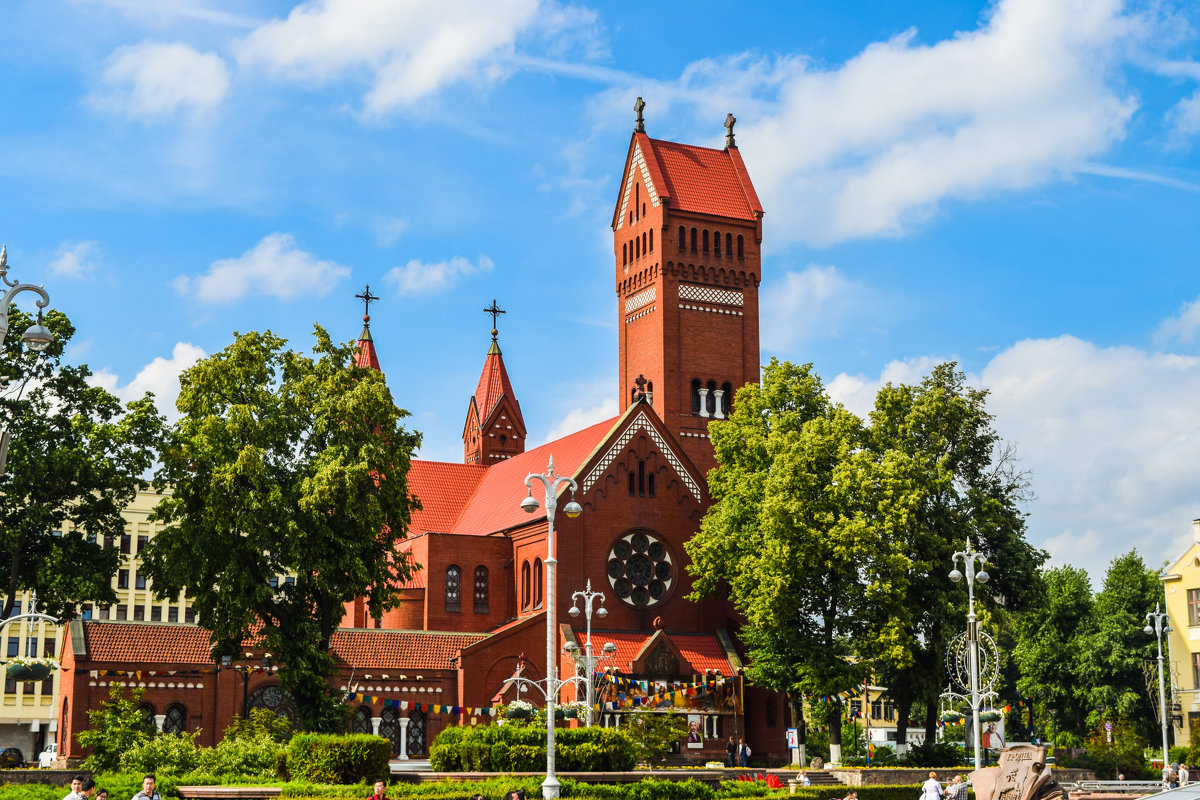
788,785,929,800
286,734,391,784
429,725,636,773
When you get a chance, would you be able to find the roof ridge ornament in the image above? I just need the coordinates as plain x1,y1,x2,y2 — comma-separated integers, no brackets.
483,298,506,354
724,112,736,148
634,96,646,133
355,284,379,328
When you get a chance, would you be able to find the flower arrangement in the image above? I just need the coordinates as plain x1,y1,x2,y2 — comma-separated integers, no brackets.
940,711,964,723
503,699,536,720
556,700,588,720
6,656,57,680
8,656,57,668
978,709,1003,722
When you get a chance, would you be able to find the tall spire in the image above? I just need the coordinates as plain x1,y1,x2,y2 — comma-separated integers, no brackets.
463,300,525,464
354,284,381,371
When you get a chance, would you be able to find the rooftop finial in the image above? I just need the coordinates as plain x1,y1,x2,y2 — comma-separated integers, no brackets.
355,284,379,326
634,97,646,133
724,112,736,148
483,298,506,353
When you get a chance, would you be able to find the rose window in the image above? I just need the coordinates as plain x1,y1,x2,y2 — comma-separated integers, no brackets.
606,531,674,607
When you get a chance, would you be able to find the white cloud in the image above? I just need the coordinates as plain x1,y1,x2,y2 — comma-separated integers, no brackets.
383,255,493,296
539,397,618,446
371,217,408,247
94,41,231,120
1168,89,1200,146
90,342,206,420
1157,295,1200,345
174,233,350,303
48,241,99,278
74,0,260,28
827,335,1200,581
234,0,556,116
761,264,859,351
614,0,1149,246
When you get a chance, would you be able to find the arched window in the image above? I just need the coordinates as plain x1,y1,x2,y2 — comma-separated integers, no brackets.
445,565,461,612
702,230,709,252
622,243,627,265
721,382,733,417
637,460,646,497
646,380,653,405
521,561,531,610
649,229,654,252
678,226,685,251
247,685,298,724
164,702,187,734
648,473,656,498
706,380,717,416
691,379,702,414
635,236,640,259
714,230,721,255
534,559,544,608
642,202,646,217
737,235,744,258
351,705,372,735
725,233,733,257
138,702,156,727
473,566,489,614
407,707,427,756
635,182,640,218
642,232,647,257
690,228,698,253
379,706,402,756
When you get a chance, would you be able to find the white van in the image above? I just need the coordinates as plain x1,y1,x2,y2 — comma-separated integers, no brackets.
37,742,56,768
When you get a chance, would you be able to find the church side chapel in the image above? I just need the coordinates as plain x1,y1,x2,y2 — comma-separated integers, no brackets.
56,101,784,763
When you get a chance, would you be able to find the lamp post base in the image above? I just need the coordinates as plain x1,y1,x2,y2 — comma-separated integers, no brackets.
542,774,561,799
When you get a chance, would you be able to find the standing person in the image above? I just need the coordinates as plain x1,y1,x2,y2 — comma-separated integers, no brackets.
366,780,389,800
80,780,96,800
63,776,84,800
132,774,161,800
1181,764,1190,786
726,736,736,767
922,771,944,800
945,775,967,800
740,738,751,767
96,791,109,800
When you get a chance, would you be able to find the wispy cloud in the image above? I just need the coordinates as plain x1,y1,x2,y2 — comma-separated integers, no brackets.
1157,295,1200,345
48,241,100,278
90,341,207,420
761,264,860,351
383,255,493,296
93,41,231,121
173,233,350,303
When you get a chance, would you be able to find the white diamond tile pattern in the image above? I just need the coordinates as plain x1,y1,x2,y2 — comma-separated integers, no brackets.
624,287,657,314
678,284,743,307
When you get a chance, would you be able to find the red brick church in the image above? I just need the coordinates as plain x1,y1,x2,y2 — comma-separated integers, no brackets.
56,104,784,763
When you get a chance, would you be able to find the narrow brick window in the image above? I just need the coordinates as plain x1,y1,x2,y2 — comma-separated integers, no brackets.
714,230,721,255
678,226,686,251
691,379,702,414
706,380,717,415
522,561,531,610
622,243,627,265
690,228,698,253
702,229,709,252
721,382,733,417
649,229,654,252
534,559,544,608
737,235,744,258
473,566,489,614
726,232,732,256
445,565,462,613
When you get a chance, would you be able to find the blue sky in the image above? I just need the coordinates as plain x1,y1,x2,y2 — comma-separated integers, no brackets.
2,0,1199,582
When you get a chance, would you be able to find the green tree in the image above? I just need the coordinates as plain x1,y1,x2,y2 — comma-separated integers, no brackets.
0,306,164,619
685,360,907,758
1013,565,1095,738
1078,551,1160,739
143,327,421,731
75,684,157,772
622,712,689,765
863,363,1043,748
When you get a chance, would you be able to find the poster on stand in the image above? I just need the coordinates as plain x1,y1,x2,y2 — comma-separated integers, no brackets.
688,714,703,748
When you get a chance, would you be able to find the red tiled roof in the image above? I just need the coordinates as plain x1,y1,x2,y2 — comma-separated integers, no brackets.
639,133,763,221
355,323,381,371
449,416,619,535
579,629,731,677
332,629,486,670
407,460,487,534
471,344,525,432
83,622,214,665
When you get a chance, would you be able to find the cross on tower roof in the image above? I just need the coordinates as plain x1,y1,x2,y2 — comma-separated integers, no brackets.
355,284,379,323
634,97,646,133
483,299,506,341
724,112,736,148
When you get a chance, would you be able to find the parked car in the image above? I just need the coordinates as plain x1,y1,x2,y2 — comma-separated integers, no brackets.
0,747,24,768
37,743,56,768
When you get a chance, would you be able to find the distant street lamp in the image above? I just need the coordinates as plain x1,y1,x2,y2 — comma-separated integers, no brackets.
564,579,617,727
1145,604,1171,772
519,455,582,800
949,537,993,771
0,244,54,479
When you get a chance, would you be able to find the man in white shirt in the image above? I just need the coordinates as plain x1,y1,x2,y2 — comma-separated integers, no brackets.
62,776,84,800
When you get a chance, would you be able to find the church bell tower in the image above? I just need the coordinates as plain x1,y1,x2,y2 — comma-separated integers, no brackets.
612,99,763,475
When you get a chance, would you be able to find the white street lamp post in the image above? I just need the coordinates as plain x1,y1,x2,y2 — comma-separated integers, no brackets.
0,245,55,479
950,537,992,771
520,455,582,800
1145,603,1171,773
565,579,616,727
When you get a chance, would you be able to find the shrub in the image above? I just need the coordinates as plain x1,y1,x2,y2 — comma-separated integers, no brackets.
897,741,966,767
286,733,391,784
121,730,202,774
76,685,158,773
225,708,294,744
197,735,284,777
428,722,636,773
0,785,64,800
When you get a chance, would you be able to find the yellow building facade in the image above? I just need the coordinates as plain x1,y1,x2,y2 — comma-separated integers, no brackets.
0,490,191,759
1159,518,1200,747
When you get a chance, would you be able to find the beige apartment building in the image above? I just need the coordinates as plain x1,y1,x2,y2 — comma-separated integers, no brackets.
0,490,191,758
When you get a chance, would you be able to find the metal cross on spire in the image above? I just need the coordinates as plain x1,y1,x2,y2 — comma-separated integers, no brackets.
724,112,736,148
355,284,379,321
484,298,506,341
634,97,646,133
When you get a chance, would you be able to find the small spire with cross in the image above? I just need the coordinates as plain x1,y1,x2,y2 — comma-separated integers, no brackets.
633,373,647,402
724,112,736,148
634,97,646,133
355,284,379,326
484,299,506,354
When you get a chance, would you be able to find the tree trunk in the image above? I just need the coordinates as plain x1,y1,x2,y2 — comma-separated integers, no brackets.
895,692,913,755
829,701,843,763
924,695,938,744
